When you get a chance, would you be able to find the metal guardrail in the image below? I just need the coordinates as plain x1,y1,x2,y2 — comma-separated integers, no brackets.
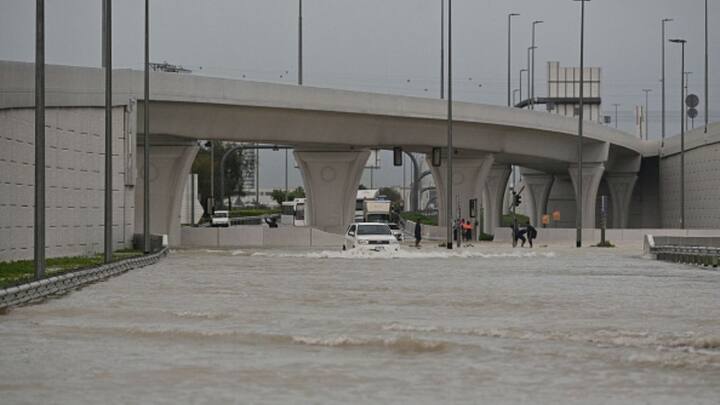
0,248,168,310
650,245,720,268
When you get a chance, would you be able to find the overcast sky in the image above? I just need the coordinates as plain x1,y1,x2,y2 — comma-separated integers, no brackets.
0,0,717,189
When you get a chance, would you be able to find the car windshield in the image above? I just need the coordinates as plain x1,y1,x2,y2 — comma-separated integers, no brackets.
357,224,392,236
214,212,228,218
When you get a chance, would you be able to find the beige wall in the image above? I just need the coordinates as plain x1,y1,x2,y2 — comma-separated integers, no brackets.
0,107,135,261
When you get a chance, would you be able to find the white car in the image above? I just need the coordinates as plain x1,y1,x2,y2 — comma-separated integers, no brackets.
211,210,230,227
388,223,403,241
343,222,400,252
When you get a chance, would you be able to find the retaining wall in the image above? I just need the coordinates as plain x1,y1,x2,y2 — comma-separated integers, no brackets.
180,226,344,248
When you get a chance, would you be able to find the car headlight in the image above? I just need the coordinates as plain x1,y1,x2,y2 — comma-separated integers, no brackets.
358,239,369,245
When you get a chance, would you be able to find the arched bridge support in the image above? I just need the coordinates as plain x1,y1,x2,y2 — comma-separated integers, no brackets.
135,136,199,247
429,154,496,227
606,173,638,229
569,163,605,229
483,164,512,235
294,149,370,234
520,169,555,227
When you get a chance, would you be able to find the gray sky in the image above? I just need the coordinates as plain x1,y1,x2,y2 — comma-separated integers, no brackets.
1,0,717,189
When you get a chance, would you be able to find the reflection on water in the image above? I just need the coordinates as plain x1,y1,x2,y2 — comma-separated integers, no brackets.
0,246,719,404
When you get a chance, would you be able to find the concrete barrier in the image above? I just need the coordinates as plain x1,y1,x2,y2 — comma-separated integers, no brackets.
180,226,343,248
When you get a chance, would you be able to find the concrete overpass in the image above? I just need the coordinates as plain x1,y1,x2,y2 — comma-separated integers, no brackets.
1,61,659,251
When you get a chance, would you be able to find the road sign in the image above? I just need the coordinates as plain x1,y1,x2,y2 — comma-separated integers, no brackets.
686,94,699,108
687,108,699,119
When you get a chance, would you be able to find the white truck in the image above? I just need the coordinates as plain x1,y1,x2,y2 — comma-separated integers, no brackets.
211,210,230,227
363,200,391,223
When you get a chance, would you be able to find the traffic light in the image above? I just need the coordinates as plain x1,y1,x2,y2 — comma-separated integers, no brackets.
393,147,403,166
513,192,522,207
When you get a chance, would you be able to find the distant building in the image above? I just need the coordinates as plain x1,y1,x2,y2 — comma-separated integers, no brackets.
545,61,602,122
233,189,280,208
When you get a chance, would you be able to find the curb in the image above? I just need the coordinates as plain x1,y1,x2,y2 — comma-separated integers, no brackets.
0,248,168,310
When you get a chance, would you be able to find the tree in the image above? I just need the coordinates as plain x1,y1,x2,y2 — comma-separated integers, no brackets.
191,142,250,215
270,189,288,205
378,187,402,204
358,184,367,190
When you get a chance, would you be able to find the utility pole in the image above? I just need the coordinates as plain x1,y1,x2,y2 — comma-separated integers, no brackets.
143,0,151,253
574,0,590,248
507,13,520,107
34,0,46,278
103,0,113,263
642,89,652,140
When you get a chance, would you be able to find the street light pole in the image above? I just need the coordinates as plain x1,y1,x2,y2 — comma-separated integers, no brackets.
34,0,46,278
519,68,527,103
613,103,620,129
527,47,532,107
441,0,444,99
446,0,453,250
507,13,520,107
642,89,652,140
143,0,151,253
684,71,692,130
574,0,589,248
531,20,544,110
705,0,709,133
670,38,687,229
661,18,673,147
103,0,113,263
298,0,302,86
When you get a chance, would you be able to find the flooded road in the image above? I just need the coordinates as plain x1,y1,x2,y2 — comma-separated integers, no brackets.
1,246,719,404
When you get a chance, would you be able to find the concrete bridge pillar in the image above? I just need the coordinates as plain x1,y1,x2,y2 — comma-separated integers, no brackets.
294,149,370,234
568,163,605,229
605,173,638,229
520,169,555,227
429,155,495,227
482,164,512,235
135,141,199,247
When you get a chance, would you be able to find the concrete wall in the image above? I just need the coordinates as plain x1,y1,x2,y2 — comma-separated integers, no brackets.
180,226,344,248
0,107,134,261
660,123,720,228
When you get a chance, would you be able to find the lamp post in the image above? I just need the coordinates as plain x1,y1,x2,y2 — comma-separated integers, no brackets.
526,47,533,107
670,38,687,229
574,0,589,248
441,0,445,99
661,18,673,146
612,103,620,129
519,68,527,104
507,13,520,107
143,0,151,253
531,20,544,110
446,0,454,249
642,89,652,140
34,0,46,278
298,0,303,86
103,0,113,263
684,71,692,130
705,0,709,133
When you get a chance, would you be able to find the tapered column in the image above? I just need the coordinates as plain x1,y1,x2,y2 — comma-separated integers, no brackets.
135,140,199,247
568,163,605,229
294,149,370,234
429,155,495,227
482,164,511,234
520,169,555,227
606,173,638,229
